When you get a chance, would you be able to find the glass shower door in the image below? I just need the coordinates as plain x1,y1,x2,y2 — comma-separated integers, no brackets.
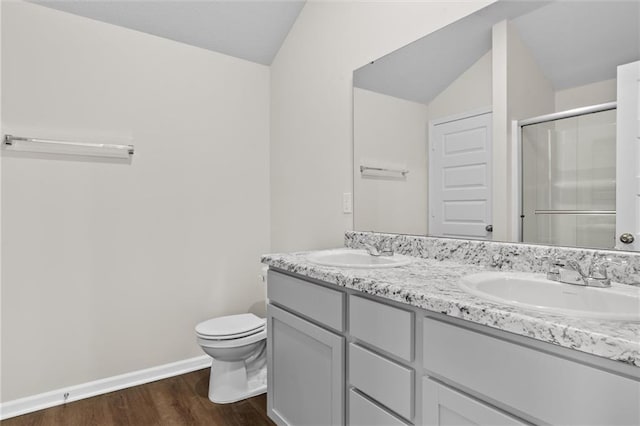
521,109,616,249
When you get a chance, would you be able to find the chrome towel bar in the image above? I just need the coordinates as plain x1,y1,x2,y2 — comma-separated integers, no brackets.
534,210,615,215
360,165,408,177
3,134,134,158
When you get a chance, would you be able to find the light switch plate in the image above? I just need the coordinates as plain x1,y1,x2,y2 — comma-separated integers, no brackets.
343,192,353,214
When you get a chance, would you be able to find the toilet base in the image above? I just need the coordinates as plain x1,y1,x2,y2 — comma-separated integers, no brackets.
208,358,267,404
209,382,267,404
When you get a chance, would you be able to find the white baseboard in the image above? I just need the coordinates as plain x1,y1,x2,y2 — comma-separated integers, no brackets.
0,355,211,420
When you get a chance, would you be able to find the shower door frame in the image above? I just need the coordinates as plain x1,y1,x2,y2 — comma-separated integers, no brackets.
511,101,617,244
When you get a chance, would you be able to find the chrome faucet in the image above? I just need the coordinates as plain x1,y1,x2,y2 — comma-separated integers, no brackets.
542,255,611,287
559,259,591,285
363,240,395,257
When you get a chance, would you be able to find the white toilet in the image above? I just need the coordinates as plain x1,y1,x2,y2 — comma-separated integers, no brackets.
195,313,267,404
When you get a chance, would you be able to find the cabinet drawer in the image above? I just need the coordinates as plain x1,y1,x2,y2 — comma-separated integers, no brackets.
349,389,409,426
268,270,344,331
423,318,640,426
423,377,526,426
349,343,414,420
349,295,413,361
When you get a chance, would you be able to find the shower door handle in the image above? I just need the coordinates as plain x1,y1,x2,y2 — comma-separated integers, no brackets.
485,225,493,232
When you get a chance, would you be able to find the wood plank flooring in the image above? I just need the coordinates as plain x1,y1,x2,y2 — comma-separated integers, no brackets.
2,368,275,426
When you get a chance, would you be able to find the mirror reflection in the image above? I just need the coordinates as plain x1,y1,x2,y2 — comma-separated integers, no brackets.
522,107,616,249
353,0,640,251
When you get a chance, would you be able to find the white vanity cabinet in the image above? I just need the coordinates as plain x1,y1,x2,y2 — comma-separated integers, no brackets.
422,378,526,426
266,269,640,426
267,271,346,426
422,317,640,426
348,295,416,424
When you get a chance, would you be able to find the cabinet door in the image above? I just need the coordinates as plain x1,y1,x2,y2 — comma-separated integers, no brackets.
422,377,526,426
267,304,345,426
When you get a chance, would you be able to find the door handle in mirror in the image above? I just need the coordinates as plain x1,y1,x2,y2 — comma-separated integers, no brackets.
620,233,635,244
485,225,493,232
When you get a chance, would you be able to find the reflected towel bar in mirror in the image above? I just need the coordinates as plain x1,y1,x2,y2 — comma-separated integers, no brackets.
534,210,616,215
360,165,409,177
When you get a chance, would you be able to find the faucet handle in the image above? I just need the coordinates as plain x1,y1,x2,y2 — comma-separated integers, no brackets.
363,242,381,256
536,254,553,263
378,238,396,256
593,255,627,266
588,255,628,280
583,256,614,287
553,256,567,267
588,260,608,280
364,239,396,256
537,254,564,280
537,254,565,268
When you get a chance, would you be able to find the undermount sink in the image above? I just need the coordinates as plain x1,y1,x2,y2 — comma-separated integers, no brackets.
458,272,640,321
307,249,413,269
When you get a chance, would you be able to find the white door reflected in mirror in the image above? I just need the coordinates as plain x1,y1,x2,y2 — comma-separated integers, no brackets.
615,60,640,251
429,111,492,240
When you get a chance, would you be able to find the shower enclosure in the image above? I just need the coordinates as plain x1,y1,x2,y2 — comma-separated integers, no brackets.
521,105,617,249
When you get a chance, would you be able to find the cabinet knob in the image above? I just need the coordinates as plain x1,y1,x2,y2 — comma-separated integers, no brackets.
485,225,493,232
619,233,635,244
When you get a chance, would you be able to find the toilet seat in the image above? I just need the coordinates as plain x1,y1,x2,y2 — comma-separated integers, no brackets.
196,325,265,340
195,313,266,340
197,328,267,349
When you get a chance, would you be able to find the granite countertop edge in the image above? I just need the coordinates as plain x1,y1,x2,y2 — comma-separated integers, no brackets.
261,250,640,368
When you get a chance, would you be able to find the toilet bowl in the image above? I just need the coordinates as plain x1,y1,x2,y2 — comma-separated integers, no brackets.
196,313,267,404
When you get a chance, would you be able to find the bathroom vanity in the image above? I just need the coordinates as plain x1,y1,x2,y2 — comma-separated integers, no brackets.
262,233,640,426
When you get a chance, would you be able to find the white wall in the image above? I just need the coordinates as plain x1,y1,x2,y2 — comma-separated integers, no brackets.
353,88,428,235
1,1,270,401
555,79,616,112
493,20,555,241
428,51,493,121
270,0,495,252
506,22,555,125
491,21,509,242
0,0,4,405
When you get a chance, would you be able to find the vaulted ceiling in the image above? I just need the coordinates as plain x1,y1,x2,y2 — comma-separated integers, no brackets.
30,0,306,65
354,1,640,104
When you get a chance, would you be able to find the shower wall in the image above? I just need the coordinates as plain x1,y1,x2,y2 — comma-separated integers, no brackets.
522,109,616,249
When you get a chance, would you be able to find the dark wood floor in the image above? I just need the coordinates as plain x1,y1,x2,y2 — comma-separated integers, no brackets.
2,368,275,426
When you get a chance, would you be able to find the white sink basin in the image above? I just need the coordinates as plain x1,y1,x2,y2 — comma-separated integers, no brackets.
307,249,412,269
458,272,640,321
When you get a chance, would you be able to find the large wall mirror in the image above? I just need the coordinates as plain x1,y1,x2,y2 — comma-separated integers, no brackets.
353,0,640,251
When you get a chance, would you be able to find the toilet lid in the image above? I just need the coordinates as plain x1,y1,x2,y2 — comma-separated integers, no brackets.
195,313,265,338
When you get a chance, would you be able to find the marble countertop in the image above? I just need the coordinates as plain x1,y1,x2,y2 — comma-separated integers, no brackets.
261,248,640,367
